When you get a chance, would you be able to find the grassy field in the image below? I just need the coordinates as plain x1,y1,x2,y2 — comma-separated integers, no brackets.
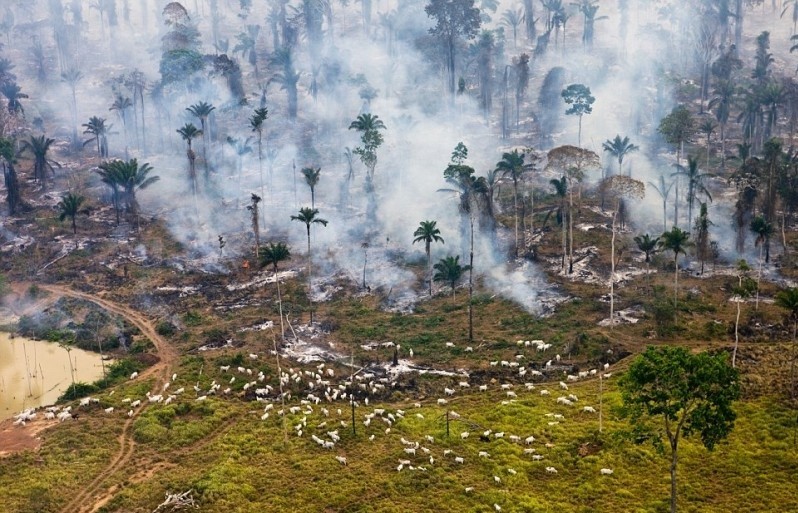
0,364,796,513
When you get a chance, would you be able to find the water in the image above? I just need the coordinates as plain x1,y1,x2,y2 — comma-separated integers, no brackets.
0,333,107,421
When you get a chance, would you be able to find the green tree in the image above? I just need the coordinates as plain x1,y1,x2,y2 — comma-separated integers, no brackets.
82,116,112,158
176,123,202,201
602,134,639,177
648,175,674,233
57,192,89,235
659,226,690,322
658,105,694,227
260,242,291,339
495,149,536,256
186,101,216,184
20,135,60,189
425,0,481,98
561,83,595,147
433,255,470,299
775,287,798,401
634,233,659,283
96,160,123,225
290,207,328,324
672,155,713,229
694,202,713,274
348,113,386,180
0,137,21,214
731,260,755,368
0,82,28,117
750,215,774,310
250,107,269,202
620,346,740,513
109,94,133,156
413,220,445,296
549,176,568,271
96,159,159,230
709,79,736,171
301,166,321,208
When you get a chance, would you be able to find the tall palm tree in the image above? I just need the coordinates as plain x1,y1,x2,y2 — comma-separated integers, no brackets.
260,241,291,339
110,94,133,157
57,192,89,235
348,113,387,179
550,176,568,271
301,166,321,208
659,226,691,322
775,286,798,400
96,160,123,225
176,123,202,200
413,220,445,296
186,102,216,184
634,233,660,285
0,82,28,117
648,175,674,233
62,68,83,145
234,24,261,77
0,137,21,215
290,207,328,323
672,155,713,229
751,215,774,310
602,134,639,177
20,135,60,189
250,107,269,201
97,158,159,230
709,79,736,171
82,116,112,158
495,149,535,256
226,136,253,203
270,47,300,119
433,255,470,299
501,7,525,49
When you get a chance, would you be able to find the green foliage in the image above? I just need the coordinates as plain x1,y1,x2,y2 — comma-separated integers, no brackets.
159,49,205,84
58,382,99,402
561,83,595,117
620,346,740,452
0,273,7,298
95,359,144,389
658,105,694,148
183,310,204,327
156,320,177,336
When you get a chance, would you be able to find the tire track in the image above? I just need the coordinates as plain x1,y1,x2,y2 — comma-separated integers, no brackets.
40,286,176,513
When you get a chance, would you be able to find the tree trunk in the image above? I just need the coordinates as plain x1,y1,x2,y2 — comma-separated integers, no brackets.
568,186,574,273
468,211,474,343
514,183,519,257
670,440,679,513
307,227,313,324
610,208,617,328
756,244,763,310
733,299,741,367
427,245,432,297
674,255,679,323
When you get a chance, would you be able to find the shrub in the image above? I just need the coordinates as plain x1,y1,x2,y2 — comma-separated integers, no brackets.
58,382,99,402
156,320,176,336
183,310,203,327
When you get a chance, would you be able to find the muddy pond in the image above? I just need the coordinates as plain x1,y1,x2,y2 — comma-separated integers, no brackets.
0,333,106,421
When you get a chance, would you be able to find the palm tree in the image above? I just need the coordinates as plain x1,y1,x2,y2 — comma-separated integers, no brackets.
176,123,202,200
709,79,736,171
109,95,133,156
20,135,60,189
97,159,159,230
659,226,691,322
348,113,387,179
186,102,216,184
784,0,798,35
433,255,470,299
62,68,83,145
775,286,798,401
57,192,89,236
0,137,21,215
751,215,774,310
495,149,535,256
260,241,291,339
648,175,674,232
96,160,123,225
550,176,568,271
501,7,525,49
290,207,328,323
0,82,28,117
672,155,713,230
250,107,269,201
233,24,261,76
301,167,321,208
82,116,112,158
698,119,716,169
413,220,445,296
602,134,639,177
270,47,300,119
634,233,659,282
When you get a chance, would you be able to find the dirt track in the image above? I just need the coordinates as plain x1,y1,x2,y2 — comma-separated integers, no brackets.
33,285,177,513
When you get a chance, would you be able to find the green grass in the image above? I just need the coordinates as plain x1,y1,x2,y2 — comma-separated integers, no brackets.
2,369,796,513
